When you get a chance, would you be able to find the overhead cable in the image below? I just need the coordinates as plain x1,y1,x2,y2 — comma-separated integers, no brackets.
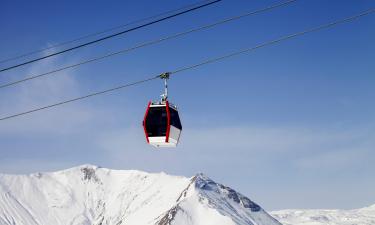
0,0,216,65
0,0,297,89
0,0,222,73
0,8,374,121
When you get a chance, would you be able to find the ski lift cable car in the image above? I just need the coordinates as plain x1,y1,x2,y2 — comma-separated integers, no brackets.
143,72,182,147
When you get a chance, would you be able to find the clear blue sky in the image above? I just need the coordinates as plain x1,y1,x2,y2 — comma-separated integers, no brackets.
0,0,374,210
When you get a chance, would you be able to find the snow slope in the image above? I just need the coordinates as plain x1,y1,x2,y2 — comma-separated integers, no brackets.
271,204,375,225
0,165,281,225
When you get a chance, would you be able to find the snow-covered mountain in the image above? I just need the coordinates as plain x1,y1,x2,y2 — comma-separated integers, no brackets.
0,165,281,225
271,204,375,225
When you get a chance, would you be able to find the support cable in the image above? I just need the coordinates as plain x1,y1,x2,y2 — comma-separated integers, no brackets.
0,0,297,89
0,0,215,65
0,8,373,121
0,0,222,73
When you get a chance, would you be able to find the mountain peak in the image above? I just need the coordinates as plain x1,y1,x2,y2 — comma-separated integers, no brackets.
67,163,100,171
156,171,280,225
78,163,100,169
193,173,261,212
0,166,280,225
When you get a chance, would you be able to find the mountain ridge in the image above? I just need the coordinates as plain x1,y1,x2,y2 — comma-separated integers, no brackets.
0,164,281,225
271,204,375,225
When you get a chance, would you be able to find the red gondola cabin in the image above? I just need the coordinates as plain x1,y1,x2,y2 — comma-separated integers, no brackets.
143,100,182,147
